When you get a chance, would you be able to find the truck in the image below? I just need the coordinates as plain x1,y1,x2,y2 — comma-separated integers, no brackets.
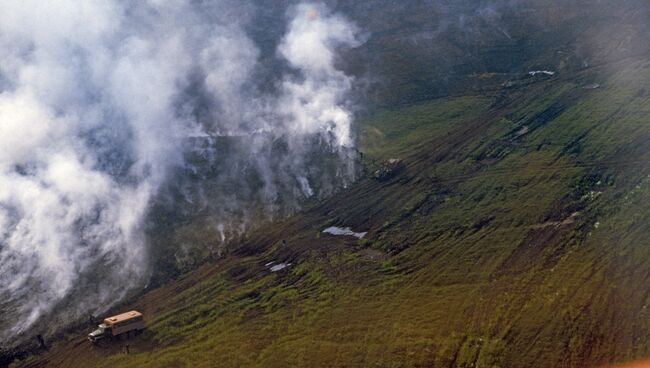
88,310,145,343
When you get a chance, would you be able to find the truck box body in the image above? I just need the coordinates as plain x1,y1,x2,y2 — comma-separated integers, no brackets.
103,310,145,336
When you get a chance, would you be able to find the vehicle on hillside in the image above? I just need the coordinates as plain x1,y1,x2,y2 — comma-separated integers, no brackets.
88,310,145,343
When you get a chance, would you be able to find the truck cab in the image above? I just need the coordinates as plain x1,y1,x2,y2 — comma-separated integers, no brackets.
88,323,111,342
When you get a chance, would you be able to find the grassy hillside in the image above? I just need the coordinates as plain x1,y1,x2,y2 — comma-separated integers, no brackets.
15,53,650,367
117,0,650,304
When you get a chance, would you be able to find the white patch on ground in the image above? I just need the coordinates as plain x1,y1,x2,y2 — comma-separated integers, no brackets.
515,126,529,137
528,70,556,76
529,212,580,229
581,191,602,201
269,263,291,272
264,261,275,267
322,226,367,239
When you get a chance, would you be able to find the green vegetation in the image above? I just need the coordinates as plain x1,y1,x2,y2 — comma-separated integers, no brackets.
359,95,494,160
20,56,650,368
14,0,650,363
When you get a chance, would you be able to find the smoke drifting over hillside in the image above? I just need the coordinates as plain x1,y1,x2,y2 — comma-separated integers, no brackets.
0,0,359,343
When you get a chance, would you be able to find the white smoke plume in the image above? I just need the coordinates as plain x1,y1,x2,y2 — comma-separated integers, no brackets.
0,0,360,344
278,3,359,148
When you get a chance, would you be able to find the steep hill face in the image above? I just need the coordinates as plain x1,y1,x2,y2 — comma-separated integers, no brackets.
121,0,650,290
9,1,650,367
141,0,650,286
338,0,650,105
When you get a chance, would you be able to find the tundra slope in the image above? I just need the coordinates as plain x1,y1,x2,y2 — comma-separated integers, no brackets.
16,54,650,367
11,0,650,367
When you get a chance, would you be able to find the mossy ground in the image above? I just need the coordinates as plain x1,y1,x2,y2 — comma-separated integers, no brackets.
16,57,650,368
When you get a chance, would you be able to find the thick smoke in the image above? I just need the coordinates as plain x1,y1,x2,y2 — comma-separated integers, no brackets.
168,2,361,255
0,0,360,344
